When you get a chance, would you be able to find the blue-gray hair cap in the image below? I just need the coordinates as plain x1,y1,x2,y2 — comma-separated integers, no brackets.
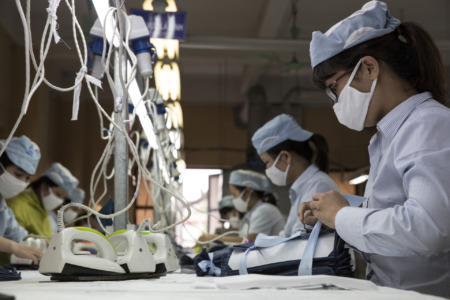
251,114,313,155
218,195,234,210
42,163,79,195
310,1,400,68
229,169,272,193
69,187,85,204
0,135,41,175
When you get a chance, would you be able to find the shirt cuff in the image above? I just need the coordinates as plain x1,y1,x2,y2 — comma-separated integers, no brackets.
335,206,367,252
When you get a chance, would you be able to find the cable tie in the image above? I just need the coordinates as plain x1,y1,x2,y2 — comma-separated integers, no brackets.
71,67,87,121
46,0,62,44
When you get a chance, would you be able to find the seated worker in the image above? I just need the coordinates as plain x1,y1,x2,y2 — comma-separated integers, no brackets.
252,114,338,236
229,169,285,241
0,136,43,265
214,195,241,235
299,1,450,297
7,162,79,238
49,187,85,234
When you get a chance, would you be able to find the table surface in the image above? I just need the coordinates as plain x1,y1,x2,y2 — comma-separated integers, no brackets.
0,270,445,300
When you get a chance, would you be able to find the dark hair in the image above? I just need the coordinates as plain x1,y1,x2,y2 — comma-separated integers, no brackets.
234,185,277,206
30,176,58,194
0,153,14,169
266,134,329,173
313,22,447,104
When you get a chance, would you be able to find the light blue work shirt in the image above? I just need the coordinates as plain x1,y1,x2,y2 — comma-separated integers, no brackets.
239,200,285,238
335,92,450,298
280,164,339,237
0,198,28,242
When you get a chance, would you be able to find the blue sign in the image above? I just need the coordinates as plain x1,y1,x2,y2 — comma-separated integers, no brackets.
130,9,186,41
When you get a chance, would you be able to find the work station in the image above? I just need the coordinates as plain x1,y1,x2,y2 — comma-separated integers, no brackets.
0,1,449,299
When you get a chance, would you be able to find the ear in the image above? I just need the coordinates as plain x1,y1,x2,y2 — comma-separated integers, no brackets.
361,56,379,80
280,150,292,165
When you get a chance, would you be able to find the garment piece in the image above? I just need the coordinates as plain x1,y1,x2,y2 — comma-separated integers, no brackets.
239,200,285,238
221,230,352,277
280,164,339,237
0,266,21,281
335,92,450,298
6,188,53,237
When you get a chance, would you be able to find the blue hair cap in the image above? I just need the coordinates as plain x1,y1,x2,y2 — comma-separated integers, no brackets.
229,169,272,193
0,135,41,175
310,1,400,68
42,163,79,195
251,114,313,155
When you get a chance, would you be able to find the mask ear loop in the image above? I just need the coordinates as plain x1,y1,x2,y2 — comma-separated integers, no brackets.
344,58,363,89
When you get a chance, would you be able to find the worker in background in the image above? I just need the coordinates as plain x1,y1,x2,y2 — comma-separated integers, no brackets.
198,170,285,245
229,169,285,242
214,195,241,235
49,187,85,234
7,162,79,238
252,114,338,236
0,136,43,265
299,1,450,297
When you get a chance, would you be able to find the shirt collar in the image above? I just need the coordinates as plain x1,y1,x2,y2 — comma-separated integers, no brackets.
290,164,320,201
377,92,433,143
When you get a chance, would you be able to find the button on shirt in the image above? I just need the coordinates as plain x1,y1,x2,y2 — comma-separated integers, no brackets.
0,198,28,242
335,92,450,298
280,164,339,237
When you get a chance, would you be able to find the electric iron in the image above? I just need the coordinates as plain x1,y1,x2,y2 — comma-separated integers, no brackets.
39,227,126,281
108,229,162,278
142,232,179,273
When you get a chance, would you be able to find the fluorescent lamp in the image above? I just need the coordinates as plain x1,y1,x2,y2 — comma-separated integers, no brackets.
349,174,369,185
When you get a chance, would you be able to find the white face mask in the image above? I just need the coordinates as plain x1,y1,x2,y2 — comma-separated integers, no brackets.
228,215,240,226
333,58,377,131
232,190,252,213
265,153,290,186
42,187,64,211
0,164,28,199
63,209,78,224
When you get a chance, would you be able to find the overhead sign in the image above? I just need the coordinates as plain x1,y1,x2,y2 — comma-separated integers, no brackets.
130,9,186,41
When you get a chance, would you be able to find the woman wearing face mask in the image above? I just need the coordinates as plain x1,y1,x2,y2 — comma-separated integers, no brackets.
298,1,450,297
7,162,79,237
48,187,84,234
252,114,338,237
229,169,285,242
214,195,241,235
0,136,43,266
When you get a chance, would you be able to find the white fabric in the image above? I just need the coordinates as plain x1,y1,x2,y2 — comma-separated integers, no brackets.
280,164,339,237
229,234,334,271
335,92,450,298
0,271,444,300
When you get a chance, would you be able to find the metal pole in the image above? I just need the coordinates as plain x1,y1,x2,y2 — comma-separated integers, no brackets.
113,43,129,231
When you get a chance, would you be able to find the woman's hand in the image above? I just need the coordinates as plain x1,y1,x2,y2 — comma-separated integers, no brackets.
10,242,43,265
298,190,349,229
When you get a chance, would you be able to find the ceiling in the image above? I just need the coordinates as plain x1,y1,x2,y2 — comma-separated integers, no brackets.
1,0,450,107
